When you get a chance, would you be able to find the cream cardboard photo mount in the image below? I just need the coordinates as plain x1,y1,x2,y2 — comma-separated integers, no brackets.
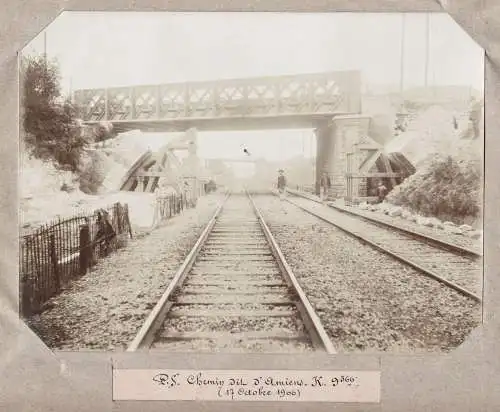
1,3,497,412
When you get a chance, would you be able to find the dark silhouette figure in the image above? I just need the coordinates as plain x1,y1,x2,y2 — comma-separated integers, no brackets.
320,172,331,201
377,182,388,203
95,210,116,257
243,148,251,156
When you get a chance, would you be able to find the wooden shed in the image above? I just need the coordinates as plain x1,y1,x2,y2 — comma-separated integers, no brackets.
344,134,415,205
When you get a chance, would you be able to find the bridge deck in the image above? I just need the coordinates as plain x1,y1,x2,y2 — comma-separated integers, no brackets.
74,71,361,131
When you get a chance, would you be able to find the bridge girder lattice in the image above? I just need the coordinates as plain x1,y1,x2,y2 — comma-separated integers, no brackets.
74,71,361,132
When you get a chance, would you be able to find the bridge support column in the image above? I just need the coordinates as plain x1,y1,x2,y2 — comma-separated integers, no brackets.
314,123,336,196
315,115,372,199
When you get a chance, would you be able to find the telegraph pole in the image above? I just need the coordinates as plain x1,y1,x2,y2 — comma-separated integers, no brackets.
310,131,315,184
43,31,47,61
302,131,305,158
69,77,73,102
424,13,430,88
400,13,406,94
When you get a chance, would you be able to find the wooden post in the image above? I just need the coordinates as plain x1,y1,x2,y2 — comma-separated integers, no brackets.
20,239,32,317
104,88,109,120
156,85,161,119
274,82,280,115
49,233,61,293
115,203,121,233
130,87,136,119
32,232,42,312
184,84,190,118
136,176,144,192
79,224,90,275
125,204,133,239
20,273,31,317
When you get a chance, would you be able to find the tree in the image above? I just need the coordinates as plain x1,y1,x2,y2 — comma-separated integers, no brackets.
22,55,87,172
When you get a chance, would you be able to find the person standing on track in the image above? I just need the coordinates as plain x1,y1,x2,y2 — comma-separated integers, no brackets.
277,169,287,200
320,172,331,202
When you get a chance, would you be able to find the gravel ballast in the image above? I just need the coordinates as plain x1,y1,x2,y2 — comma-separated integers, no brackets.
26,194,224,351
339,203,481,252
164,317,303,333
286,196,482,298
253,195,481,353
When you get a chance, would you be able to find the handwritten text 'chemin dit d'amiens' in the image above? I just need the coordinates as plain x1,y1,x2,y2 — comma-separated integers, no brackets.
112,370,381,403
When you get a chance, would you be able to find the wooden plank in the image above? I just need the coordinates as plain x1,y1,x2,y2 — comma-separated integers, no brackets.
201,251,272,256
119,151,153,190
385,158,398,187
190,270,279,275
208,236,266,240
197,256,276,261
211,229,263,233
181,288,288,295
175,296,294,304
203,244,269,248
206,240,266,244
159,331,305,341
188,278,281,284
185,280,285,287
168,310,296,318
193,265,278,271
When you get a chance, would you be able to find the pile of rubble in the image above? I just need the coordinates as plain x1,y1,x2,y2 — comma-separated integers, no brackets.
357,201,482,239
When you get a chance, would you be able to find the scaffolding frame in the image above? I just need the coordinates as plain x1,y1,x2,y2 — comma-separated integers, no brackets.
345,152,402,206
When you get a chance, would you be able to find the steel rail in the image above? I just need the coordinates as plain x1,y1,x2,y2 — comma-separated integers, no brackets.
127,191,230,351
287,188,481,259
247,190,337,354
128,190,337,352
329,204,481,260
280,192,481,303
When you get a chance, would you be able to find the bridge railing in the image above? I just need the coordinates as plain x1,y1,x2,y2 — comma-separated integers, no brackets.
74,71,361,122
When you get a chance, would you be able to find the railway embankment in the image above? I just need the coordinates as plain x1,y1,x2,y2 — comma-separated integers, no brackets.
25,193,224,350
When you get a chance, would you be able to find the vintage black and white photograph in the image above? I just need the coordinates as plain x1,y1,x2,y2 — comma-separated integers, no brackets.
19,11,484,354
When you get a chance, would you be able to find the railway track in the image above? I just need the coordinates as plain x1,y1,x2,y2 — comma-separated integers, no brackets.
287,189,481,259
283,193,482,303
128,191,335,353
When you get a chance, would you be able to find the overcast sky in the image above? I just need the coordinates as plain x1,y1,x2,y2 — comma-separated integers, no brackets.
22,12,484,166
23,12,484,92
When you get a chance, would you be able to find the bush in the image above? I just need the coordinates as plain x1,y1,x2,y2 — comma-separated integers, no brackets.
93,122,116,143
22,55,87,172
78,152,107,194
387,155,481,225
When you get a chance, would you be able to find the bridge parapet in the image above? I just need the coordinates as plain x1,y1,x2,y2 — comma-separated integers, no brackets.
74,71,361,125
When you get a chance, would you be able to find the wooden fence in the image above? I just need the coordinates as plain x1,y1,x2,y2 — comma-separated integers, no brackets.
155,192,193,223
19,203,132,317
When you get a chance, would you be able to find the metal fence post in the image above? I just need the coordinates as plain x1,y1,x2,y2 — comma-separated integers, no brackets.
49,233,61,292
79,224,91,275
20,274,32,317
114,203,121,233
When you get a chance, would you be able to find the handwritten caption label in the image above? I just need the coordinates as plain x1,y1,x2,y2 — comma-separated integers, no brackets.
113,369,380,402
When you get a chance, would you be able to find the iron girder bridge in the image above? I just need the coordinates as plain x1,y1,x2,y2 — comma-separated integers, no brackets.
73,71,362,132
